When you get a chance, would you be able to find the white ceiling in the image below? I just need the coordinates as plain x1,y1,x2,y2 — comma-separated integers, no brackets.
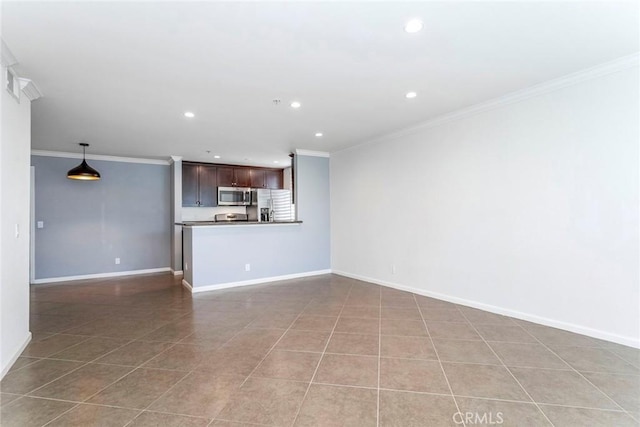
3,1,638,167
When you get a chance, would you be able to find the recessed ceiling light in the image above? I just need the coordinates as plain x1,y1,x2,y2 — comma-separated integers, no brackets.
405,91,417,99
404,19,423,33
315,132,323,137
184,111,195,118
290,101,301,109
273,161,280,164
214,155,221,159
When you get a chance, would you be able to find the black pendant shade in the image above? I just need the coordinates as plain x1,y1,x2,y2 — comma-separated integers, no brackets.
67,143,100,180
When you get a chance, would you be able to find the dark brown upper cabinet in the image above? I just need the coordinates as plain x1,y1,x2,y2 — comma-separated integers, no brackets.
217,167,251,187
249,168,282,189
216,167,234,187
182,163,199,207
184,162,284,204
265,169,284,189
249,169,266,188
182,163,218,207
234,168,251,187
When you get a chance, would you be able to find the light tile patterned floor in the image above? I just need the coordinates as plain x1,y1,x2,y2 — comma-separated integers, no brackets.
1,273,638,426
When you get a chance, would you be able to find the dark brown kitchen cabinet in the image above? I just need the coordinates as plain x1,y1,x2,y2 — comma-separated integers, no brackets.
182,163,199,207
185,162,284,198
265,169,284,189
234,168,251,187
216,167,234,187
249,169,266,188
198,165,217,206
217,167,250,187
182,163,217,207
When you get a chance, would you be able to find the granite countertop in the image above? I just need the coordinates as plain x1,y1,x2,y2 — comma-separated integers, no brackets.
177,220,302,226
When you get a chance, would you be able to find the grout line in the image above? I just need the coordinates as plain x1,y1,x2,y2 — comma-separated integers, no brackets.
40,402,82,426
529,400,634,412
236,300,316,388
12,335,146,412
136,303,304,418
2,357,43,375
413,293,467,427
22,334,93,359
54,338,137,364
23,277,640,426
19,361,92,397
212,416,272,426
120,410,146,427
133,341,181,369
12,385,634,417
603,348,640,369
574,344,640,375
123,409,212,427
514,322,636,420
377,284,381,427
455,308,557,427
58,365,139,405
309,381,377,390
34,348,638,377
290,283,355,426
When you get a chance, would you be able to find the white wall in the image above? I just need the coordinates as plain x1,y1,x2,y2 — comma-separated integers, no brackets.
331,60,639,347
1,67,32,377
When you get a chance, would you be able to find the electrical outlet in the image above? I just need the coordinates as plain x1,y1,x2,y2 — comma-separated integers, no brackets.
115,258,121,265
391,264,396,274
15,224,19,238
245,263,251,272
185,262,188,270
37,221,44,229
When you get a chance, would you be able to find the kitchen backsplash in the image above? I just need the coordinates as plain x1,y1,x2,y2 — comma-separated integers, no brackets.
182,206,246,222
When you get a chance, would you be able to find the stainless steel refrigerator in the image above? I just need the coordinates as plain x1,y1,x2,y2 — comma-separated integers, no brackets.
247,189,294,222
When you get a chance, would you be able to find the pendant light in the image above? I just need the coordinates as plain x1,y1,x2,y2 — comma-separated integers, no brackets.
67,143,100,180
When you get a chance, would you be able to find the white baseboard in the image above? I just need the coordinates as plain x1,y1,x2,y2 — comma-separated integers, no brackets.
170,269,184,276
1,332,32,380
31,267,171,284
181,279,193,292
185,269,332,294
332,270,640,349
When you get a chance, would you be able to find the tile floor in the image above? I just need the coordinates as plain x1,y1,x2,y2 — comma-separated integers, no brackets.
1,273,638,426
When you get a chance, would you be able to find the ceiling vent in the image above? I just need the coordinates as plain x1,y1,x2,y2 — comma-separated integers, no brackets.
1,39,43,101
5,67,20,100
19,78,42,101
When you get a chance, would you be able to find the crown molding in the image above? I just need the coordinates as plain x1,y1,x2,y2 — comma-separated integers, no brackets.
1,39,17,67
31,150,170,165
295,149,330,158
339,52,640,154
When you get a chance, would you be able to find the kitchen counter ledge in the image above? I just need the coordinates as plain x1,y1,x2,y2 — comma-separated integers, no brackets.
177,220,302,227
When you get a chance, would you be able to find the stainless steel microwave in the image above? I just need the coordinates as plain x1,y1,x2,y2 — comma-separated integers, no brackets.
217,187,252,206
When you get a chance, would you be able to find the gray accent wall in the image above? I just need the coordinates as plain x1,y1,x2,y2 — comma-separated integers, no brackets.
31,156,171,280
170,158,182,272
295,154,331,269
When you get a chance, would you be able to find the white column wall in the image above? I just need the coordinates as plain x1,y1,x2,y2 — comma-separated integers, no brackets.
1,65,32,377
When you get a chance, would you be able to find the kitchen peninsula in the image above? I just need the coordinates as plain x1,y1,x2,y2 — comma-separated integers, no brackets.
173,152,331,293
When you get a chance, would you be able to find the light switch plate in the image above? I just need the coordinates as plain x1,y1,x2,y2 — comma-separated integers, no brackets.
37,221,44,229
